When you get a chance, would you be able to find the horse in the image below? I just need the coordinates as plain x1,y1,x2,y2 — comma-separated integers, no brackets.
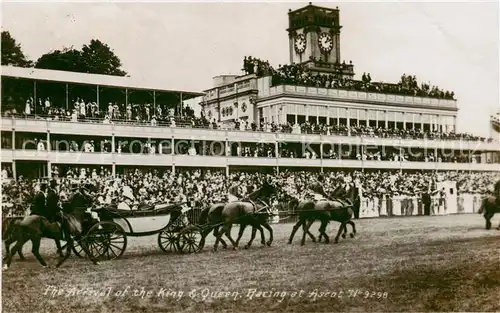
3,191,99,270
478,196,500,230
3,216,26,260
287,186,360,246
211,182,277,252
195,203,229,250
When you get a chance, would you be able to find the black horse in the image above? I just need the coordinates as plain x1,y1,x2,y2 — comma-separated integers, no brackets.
206,182,277,252
478,196,500,230
198,203,271,250
286,186,360,245
3,191,98,270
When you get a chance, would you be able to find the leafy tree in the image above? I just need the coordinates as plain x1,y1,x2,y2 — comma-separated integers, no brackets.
35,39,127,76
35,48,85,72
1,31,33,67
80,39,126,76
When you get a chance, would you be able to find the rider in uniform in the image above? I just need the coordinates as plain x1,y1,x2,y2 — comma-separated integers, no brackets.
45,179,62,223
68,181,92,209
30,179,47,217
331,177,349,199
309,175,330,201
228,176,243,202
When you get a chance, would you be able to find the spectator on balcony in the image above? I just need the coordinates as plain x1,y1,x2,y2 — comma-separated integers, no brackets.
113,104,119,119
24,99,32,115
126,103,132,120
71,109,78,122
107,103,114,118
36,139,45,151
188,145,197,156
103,114,111,124
79,99,86,117
44,97,51,111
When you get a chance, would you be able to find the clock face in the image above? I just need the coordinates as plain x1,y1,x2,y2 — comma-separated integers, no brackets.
294,34,306,54
318,32,333,53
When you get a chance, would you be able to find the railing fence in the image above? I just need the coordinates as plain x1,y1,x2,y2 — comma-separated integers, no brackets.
2,194,486,226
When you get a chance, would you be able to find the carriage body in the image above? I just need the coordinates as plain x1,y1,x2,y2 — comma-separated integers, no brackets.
73,202,203,261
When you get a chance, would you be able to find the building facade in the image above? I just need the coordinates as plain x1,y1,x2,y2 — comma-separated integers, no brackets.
202,4,457,133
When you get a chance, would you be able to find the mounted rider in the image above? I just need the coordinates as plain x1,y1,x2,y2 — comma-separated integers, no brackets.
30,179,48,217
67,181,93,209
45,179,62,223
319,175,356,208
228,176,244,202
228,176,269,212
309,175,330,201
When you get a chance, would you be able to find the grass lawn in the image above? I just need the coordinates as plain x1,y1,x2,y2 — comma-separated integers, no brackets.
2,214,499,312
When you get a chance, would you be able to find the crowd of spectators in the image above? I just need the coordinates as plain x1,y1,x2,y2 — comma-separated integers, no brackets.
3,95,208,128
231,121,491,142
4,100,493,143
243,56,455,100
13,132,486,164
1,77,495,144
2,167,499,217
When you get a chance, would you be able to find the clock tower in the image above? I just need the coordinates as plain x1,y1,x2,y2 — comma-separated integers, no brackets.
287,3,354,78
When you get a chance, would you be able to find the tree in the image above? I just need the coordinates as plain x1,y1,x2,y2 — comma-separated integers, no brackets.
80,39,126,76
35,48,85,72
1,31,33,67
35,39,127,76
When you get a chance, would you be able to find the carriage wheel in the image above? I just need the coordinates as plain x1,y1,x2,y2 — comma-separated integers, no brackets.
157,229,180,253
83,221,127,262
178,226,202,254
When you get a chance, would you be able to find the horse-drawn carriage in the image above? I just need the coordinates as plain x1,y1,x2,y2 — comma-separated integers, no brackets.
71,202,204,262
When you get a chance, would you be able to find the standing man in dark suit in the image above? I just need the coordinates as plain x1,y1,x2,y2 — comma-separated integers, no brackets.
422,190,432,216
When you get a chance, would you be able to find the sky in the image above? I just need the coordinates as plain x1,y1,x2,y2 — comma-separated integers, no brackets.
2,1,499,137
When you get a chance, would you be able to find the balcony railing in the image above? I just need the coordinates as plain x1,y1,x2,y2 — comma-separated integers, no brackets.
3,116,499,152
204,79,258,101
2,150,500,171
262,85,457,109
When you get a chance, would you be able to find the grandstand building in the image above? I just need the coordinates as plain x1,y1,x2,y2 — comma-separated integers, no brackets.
1,3,500,180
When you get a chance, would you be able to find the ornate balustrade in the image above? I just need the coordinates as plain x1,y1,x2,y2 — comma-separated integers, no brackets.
2,117,499,152
262,85,457,109
2,150,500,171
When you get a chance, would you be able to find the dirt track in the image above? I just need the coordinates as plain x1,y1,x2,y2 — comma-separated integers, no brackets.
2,215,500,312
